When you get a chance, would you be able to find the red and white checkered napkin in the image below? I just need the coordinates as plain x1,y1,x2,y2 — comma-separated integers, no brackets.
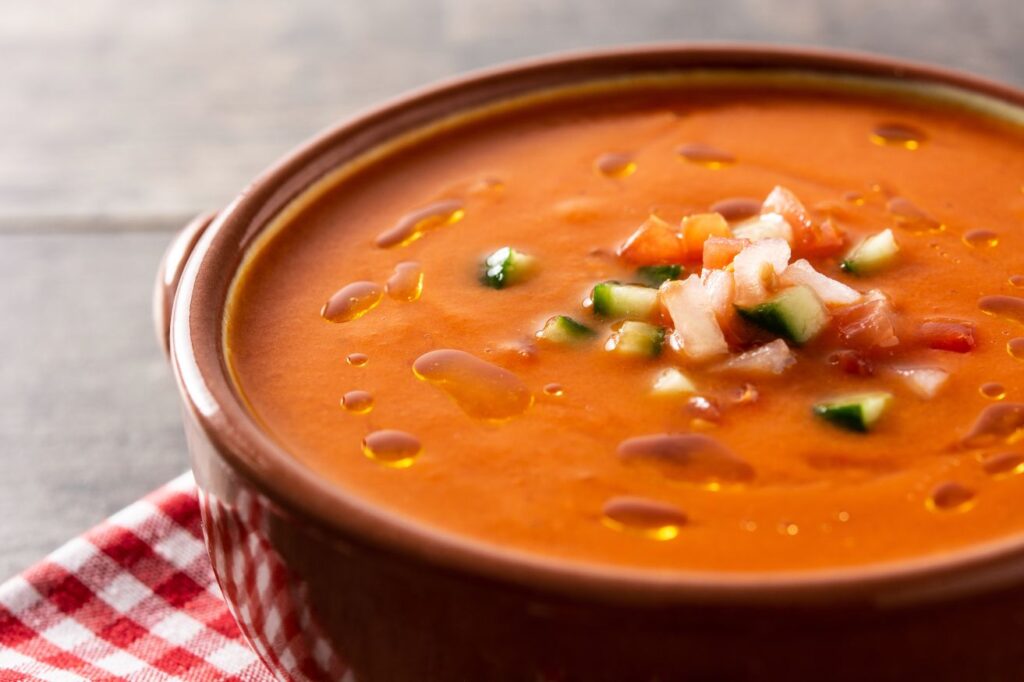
0,473,275,681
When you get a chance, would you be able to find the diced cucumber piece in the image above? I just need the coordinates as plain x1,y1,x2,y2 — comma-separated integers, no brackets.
841,229,899,276
480,247,536,288
605,321,665,358
813,392,893,432
636,264,685,287
735,285,829,345
591,282,660,320
651,367,696,395
536,315,596,344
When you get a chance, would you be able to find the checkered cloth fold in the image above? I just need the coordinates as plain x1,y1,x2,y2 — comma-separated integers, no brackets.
0,473,277,681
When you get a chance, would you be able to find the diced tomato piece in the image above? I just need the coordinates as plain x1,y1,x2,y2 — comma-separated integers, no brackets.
918,320,977,353
617,215,687,265
828,349,874,376
762,186,814,234
833,291,899,351
798,218,846,258
702,236,750,270
682,212,731,256
761,186,845,257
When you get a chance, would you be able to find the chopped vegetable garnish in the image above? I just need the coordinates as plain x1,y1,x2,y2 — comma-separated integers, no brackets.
536,315,596,344
700,268,737,328
591,282,660,321
732,213,794,244
763,186,813,234
834,290,899,350
480,246,536,288
617,215,686,265
763,185,845,257
702,236,750,270
715,339,795,376
918,320,976,353
681,212,731,256
732,238,791,306
737,285,829,346
651,367,697,395
828,349,874,376
799,218,846,258
605,321,665,357
841,228,899,276
637,264,685,287
780,259,862,306
660,275,729,361
891,366,949,399
813,392,893,432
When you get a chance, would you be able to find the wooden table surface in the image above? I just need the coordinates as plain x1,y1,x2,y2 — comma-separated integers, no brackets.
1,0,1021,580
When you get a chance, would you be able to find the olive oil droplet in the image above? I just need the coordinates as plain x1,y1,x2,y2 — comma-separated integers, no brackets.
927,482,976,512
386,261,424,302
321,282,382,323
778,522,800,537
346,353,369,367
1009,338,1024,360
341,390,374,414
617,433,754,488
709,197,760,222
979,296,1024,325
887,197,944,235
676,143,735,169
963,229,999,249
982,451,1024,478
375,200,465,248
961,403,1024,448
413,349,533,421
594,152,636,178
980,382,1006,400
601,497,686,541
362,430,422,468
870,123,926,150
1009,275,1024,288
543,383,564,397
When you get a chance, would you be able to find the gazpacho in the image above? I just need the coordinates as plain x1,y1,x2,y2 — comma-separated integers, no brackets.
225,74,1024,573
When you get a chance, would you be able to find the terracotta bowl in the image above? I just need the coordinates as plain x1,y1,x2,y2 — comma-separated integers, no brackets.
156,45,1024,681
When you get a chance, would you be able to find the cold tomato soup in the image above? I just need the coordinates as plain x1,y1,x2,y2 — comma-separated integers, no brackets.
226,74,1024,573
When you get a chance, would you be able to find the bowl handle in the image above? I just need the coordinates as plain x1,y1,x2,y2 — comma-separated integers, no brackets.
153,211,218,359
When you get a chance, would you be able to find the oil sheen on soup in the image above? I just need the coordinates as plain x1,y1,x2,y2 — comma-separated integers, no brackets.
226,77,1024,573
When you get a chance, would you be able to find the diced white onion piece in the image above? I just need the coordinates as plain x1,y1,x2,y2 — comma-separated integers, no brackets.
660,275,729,362
715,339,796,376
652,367,697,395
700,268,736,326
732,238,791,306
780,259,862,306
732,212,794,244
892,366,949,399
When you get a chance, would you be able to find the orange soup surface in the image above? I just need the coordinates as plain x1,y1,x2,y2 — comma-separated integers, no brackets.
226,76,1024,573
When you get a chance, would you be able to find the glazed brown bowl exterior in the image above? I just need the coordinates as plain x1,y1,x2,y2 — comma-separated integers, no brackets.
157,45,1024,681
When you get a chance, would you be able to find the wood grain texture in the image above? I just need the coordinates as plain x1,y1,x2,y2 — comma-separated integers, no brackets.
0,232,188,578
0,0,1020,580
0,0,1020,217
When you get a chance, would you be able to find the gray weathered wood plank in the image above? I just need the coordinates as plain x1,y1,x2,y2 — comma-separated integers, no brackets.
1,0,1020,218
0,0,1021,581
0,231,187,579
